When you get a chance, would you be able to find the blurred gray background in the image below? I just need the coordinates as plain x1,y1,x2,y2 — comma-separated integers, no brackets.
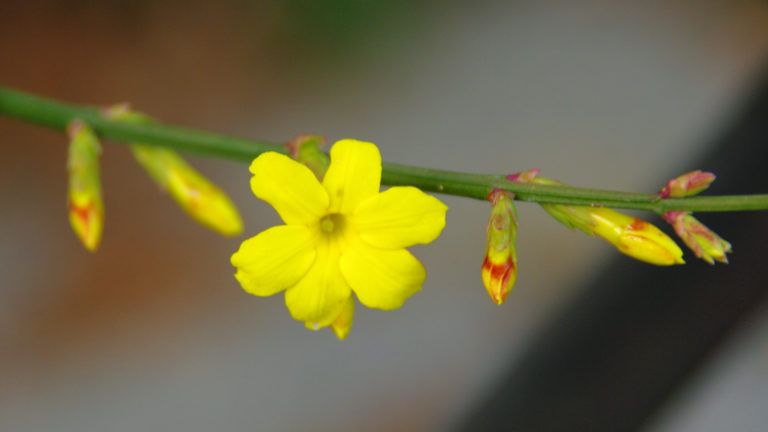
1,1,768,431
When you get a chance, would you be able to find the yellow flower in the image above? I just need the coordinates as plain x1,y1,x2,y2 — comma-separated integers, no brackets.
231,139,448,334
330,297,355,340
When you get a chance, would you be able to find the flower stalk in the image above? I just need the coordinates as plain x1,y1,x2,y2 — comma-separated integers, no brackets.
2,86,768,212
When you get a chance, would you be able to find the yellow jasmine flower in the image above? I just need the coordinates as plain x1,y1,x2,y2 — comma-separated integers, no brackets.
231,139,448,334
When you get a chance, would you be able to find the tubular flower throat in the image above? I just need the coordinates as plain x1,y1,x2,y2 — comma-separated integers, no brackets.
231,139,448,336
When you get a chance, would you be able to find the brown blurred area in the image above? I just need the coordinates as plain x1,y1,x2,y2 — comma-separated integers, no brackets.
2,1,768,431
0,0,269,400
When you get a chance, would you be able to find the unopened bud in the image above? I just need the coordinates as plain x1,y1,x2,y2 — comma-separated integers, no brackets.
101,102,151,124
481,189,518,305
509,170,684,266
103,104,243,237
131,146,243,236
67,121,104,251
506,168,540,183
664,211,731,264
286,134,329,180
581,207,684,265
659,170,716,198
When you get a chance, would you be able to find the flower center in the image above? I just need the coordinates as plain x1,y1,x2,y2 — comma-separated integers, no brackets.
319,213,346,236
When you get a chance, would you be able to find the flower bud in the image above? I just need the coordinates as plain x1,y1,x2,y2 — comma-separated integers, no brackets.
481,189,518,305
131,145,243,236
664,211,731,264
506,168,540,183
101,102,150,124
330,296,355,340
103,104,243,237
67,121,104,251
509,171,684,266
286,134,329,180
659,170,716,198
579,207,684,265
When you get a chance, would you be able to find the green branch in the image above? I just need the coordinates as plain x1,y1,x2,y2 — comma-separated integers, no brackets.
2,86,767,213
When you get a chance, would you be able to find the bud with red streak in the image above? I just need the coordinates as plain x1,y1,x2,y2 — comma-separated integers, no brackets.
663,211,731,264
658,170,731,264
659,170,716,199
67,120,104,251
482,189,519,305
508,170,685,266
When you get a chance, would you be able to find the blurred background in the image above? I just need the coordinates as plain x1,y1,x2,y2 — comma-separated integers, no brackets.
1,1,768,431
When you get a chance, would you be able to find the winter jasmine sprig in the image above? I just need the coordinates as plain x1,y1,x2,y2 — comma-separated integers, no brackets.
3,86,768,336
2,86,767,212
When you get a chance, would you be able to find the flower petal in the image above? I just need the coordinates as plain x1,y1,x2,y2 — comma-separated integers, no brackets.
285,239,351,328
329,296,355,340
322,139,381,214
340,239,425,310
231,225,316,296
250,152,329,225
352,186,448,249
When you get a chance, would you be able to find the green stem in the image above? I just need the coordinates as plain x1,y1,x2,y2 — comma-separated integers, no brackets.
2,86,767,213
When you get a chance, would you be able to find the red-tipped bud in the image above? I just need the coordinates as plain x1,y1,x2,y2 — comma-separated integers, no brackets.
67,120,104,251
663,211,732,264
506,168,540,183
659,170,716,198
481,189,518,305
